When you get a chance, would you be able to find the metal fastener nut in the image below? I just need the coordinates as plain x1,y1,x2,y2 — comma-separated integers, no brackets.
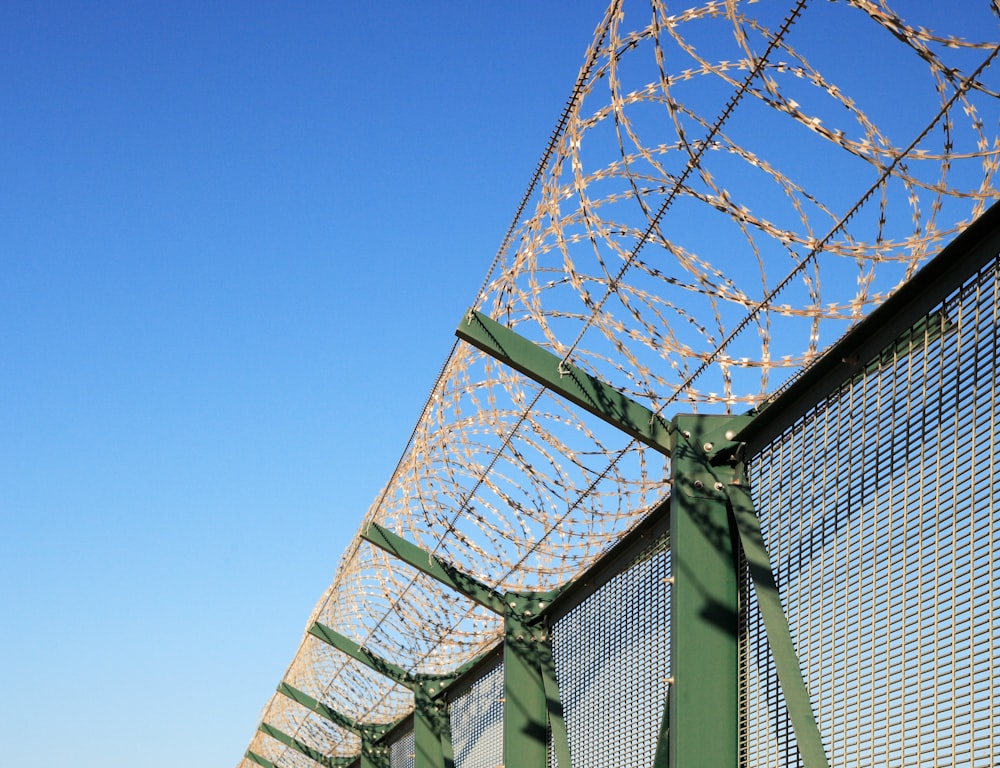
714,481,725,491
703,442,714,452
693,480,704,490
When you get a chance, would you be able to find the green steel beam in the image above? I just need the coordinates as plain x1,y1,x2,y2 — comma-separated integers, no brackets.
361,522,507,615
456,309,674,454
259,723,355,768
668,414,741,768
669,414,829,768
308,623,417,689
276,683,365,735
246,751,278,768
503,610,549,767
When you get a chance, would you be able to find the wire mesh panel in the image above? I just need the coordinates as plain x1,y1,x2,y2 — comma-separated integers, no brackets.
450,661,504,768
551,533,671,768
389,729,415,768
745,255,1000,767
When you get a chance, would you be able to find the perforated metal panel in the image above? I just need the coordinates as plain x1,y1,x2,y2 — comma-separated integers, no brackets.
389,729,415,768
551,534,671,768
449,661,504,768
745,256,1000,767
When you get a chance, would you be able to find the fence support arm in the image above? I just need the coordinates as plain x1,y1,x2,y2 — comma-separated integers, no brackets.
259,723,355,768
308,621,465,768
246,751,278,768
361,523,507,615
456,309,674,454
362,523,571,767
276,682,396,768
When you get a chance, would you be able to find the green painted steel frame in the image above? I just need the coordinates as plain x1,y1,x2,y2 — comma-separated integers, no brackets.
276,682,396,768
456,313,831,768
307,621,462,768
363,524,572,768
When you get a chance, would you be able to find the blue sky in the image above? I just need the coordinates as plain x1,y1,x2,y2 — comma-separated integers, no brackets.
0,3,604,766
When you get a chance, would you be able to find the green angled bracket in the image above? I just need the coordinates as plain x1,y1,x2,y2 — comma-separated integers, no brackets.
362,522,508,615
259,723,355,768
246,750,278,768
456,309,674,454
308,621,466,768
276,682,396,768
362,523,572,767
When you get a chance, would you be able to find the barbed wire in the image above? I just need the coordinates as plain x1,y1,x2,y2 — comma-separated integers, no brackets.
243,2,1000,764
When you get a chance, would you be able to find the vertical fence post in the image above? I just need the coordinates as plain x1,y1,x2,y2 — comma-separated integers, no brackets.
503,607,548,767
502,593,572,768
413,684,454,768
669,414,741,768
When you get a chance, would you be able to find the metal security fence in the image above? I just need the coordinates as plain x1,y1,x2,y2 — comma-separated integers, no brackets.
743,235,1000,767
449,660,504,768
241,185,1000,768
551,531,670,768
239,3,1000,768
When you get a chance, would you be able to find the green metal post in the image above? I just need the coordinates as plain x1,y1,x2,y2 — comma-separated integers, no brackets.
503,603,549,767
502,593,572,768
413,684,453,768
668,415,743,768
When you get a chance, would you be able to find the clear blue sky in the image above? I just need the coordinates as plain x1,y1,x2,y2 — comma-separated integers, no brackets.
0,3,605,766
